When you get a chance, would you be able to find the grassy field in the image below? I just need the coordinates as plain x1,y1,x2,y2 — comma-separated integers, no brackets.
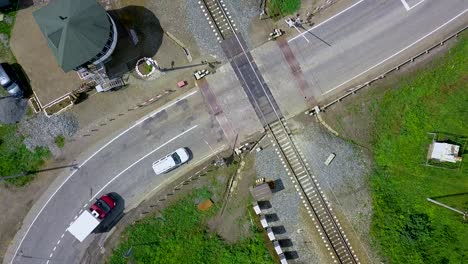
108,187,274,264
368,35,468,263
0,124,50,186
268,0,301,17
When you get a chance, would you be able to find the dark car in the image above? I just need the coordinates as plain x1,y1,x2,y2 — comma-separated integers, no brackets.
90,194,117,219
0,64,23,97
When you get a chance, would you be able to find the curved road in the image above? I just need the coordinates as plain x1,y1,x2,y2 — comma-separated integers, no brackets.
8,91,229,263
5,0,468,263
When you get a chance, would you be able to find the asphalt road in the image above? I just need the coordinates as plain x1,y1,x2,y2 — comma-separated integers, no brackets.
254,0,468,116
7,91,228,264
5,0,468,263
288,0,468,99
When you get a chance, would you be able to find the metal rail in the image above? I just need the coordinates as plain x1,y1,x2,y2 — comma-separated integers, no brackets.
199,0,236,42
269,119,359,263
199,0,360,262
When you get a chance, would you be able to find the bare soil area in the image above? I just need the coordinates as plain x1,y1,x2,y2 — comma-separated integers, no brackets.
208,156,257,243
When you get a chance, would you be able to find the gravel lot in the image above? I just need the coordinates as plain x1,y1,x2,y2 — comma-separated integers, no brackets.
255,114,379,263
19,112,79,157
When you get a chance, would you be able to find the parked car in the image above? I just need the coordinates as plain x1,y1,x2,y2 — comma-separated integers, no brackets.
0,64,23,97
152,148,190,175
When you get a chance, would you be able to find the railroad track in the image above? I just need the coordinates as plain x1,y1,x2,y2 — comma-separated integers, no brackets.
269,119,359,264
198,0,360,262
199,0,238,42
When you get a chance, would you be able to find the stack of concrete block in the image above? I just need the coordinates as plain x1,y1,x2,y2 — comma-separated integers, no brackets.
252,202,288,264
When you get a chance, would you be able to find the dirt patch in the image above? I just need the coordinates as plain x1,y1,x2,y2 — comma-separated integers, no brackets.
208,156,257,243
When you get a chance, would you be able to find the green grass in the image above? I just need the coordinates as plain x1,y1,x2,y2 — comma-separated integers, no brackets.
0,124,50,186
54,135,65,148
268,0,301,17
0,0,18,38
108,188,274,264
0,0,18,63
370,35,468,263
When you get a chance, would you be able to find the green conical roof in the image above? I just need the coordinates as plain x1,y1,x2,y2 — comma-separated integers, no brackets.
33,0,111,72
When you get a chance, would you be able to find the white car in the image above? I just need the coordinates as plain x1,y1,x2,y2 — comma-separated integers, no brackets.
152,148,190,175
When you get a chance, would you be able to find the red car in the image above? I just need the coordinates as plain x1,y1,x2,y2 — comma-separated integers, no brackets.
89,194,116,219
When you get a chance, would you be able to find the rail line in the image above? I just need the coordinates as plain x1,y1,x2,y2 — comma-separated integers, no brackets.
198,0,360,262
269,119,359,263
199,0,237,42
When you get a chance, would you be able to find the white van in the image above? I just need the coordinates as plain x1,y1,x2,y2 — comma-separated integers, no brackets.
152,148,190,175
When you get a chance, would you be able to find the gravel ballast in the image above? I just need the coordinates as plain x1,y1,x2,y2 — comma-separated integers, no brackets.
186,0,261,60
19,112,79,157
289,116,379,262
255,115,378,263
256,146,326,263
186,0,226,60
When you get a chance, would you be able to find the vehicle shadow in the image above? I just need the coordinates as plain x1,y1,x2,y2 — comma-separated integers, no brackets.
94,192,125,233
11,63,32,98
0,63,32,98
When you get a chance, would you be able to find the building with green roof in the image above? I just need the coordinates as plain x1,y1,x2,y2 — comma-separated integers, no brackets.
33,0,118,72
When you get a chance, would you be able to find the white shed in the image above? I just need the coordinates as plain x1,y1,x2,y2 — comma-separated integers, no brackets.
428,142,461,163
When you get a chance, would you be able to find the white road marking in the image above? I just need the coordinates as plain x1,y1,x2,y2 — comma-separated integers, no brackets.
400,0,425,11
46,261,50,264
61,233,65,238
324,8,468,95
286,21,310,43
136,90,199,125
49,253,53,258
52,246,56,251
88,125,198,202
9,90,198,264
288,0,365,43
400,0,410,10
56,240,61,245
